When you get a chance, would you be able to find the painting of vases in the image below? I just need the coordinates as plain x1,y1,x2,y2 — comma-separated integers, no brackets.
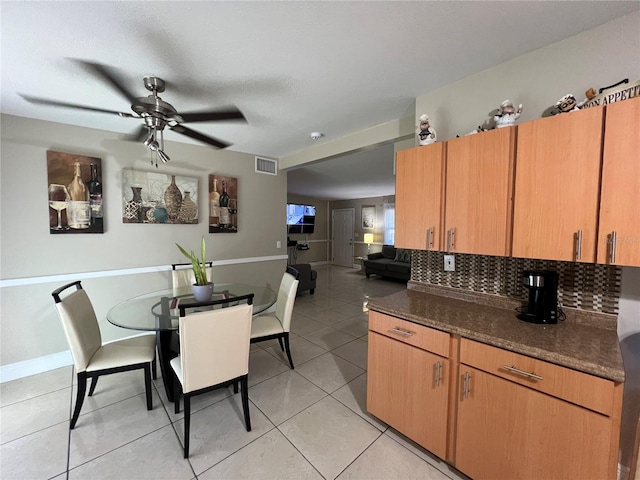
121,169,198,224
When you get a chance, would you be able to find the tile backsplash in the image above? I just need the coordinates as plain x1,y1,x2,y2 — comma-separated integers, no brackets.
411,251,621,314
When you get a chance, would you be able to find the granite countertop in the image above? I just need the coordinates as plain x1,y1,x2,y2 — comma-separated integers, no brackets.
367,284,625,383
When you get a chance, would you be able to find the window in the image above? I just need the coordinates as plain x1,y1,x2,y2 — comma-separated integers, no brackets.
384,203,395,245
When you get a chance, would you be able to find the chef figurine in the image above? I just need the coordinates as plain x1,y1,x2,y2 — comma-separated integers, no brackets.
494,100,523,128
417,114,437,145
555,94,581,113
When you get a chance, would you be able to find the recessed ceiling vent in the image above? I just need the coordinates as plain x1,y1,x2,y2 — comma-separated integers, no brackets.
255,156,277,175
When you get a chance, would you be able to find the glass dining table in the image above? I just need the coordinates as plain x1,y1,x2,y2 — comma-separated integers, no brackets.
107,283,277,401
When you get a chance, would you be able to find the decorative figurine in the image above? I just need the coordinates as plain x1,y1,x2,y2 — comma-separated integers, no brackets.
417,114,437,145
555,94,581,113
493,100,523,128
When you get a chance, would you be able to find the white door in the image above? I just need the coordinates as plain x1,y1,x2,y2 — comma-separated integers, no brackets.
333,209,354,267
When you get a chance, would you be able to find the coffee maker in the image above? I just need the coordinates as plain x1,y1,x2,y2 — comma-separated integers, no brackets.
517,270,559,324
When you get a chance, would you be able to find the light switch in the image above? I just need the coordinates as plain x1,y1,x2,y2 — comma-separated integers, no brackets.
444,254,455,272
276,241,281,249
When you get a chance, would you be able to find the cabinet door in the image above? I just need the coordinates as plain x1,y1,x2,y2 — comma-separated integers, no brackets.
367,331,449,459
395,144,445,250
598,96,640,266
455,366,612,480
512,108,604,262
444,128,515,256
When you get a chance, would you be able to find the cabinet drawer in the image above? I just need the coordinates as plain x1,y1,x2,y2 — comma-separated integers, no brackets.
369,311,449,358
460,339,614,415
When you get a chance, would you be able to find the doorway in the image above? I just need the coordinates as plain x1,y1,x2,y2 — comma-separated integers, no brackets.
332,208,354,267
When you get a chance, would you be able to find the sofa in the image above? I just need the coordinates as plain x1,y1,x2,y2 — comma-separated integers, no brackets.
363,245,411,281
288,263,317,294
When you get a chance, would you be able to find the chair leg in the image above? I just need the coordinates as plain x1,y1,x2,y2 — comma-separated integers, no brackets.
233,381,239,394
310,288,315,294
241,375,251,432
144,364,152,410
183,394,191,458
152,358,157,380
174,372,181,415
88,375,99,397
277,336,284,351
70,372,87,429
283,333,294,369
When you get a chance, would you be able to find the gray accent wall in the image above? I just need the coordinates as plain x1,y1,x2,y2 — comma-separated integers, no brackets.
1,115,288,367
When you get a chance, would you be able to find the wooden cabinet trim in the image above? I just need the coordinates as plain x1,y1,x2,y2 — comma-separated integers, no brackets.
460,338,614,415
369,310,450,358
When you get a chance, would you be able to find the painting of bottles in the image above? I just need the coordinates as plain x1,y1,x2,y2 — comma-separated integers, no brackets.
209,174,238,233
46,150,103,234
121,169,198,224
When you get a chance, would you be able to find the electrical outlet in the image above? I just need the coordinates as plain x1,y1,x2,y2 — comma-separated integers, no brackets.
444,254,455,272
276,240,281,249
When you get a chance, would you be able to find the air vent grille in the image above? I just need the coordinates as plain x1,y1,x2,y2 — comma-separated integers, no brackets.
255,156,277,175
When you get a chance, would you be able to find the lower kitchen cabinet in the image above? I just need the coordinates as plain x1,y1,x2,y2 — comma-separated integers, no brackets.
367,313,449,459
455,365,613,480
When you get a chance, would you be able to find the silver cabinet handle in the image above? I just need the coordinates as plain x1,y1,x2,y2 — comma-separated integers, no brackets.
427,227,434,249
611,231,617,264
575,230,583,260
435,361,442,387
463,372,470,399
388,327,413,337
447,228,455,251
503,365,543,381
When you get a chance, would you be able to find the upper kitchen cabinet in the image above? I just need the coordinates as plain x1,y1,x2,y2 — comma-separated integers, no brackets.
512,107,604,262
444,127,516,256
395,143,445,250
598,96,640,266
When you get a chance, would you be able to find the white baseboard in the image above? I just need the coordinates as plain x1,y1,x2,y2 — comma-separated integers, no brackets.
0,350,73,383
0,332,154,383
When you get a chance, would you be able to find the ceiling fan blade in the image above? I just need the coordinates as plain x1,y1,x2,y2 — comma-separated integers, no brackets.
72,59,138,104
170,124,230,149
19,94,135,117
174,107,246,123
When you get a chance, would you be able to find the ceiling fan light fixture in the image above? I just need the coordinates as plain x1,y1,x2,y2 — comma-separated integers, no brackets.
157,149,170,163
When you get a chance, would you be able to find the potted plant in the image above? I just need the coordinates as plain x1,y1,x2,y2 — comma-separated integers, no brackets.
176,236,213,301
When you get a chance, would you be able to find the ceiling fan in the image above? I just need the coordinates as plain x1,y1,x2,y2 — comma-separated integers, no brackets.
19,59,247,166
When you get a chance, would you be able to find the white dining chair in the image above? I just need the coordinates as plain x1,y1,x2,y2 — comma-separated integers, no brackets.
250,270,299,369
52,281,156,429
171,261,213,290
170,294,254,458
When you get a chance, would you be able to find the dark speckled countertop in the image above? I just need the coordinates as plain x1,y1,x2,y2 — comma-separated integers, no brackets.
367,283,624,383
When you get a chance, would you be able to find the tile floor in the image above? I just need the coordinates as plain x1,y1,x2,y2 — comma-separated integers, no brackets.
0,265,469,480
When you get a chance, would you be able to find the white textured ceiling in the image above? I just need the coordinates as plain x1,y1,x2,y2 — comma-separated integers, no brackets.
2,1,638,200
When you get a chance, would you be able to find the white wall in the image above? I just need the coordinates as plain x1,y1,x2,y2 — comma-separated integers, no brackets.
0,115,288,372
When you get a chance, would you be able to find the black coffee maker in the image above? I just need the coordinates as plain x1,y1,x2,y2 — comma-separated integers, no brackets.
517,270,558,324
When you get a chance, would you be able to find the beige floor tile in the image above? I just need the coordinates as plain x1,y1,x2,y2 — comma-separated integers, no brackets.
302,326,357,352
0,387,70,444
294,303,330,317
331,302,367,317
0,366,72,407
303,309,350,326
337,432,449,479
69,390,170,468
384,429,470,480
331,374,387,431
173,395,275,475
199,428,322,480
68,425,193,480
0,421,69,480
331,338,368,369
279,396,381,480
249,370,327,425
72,369,149,415
290,315,329,336
332,317,369,339
248,350,289,387
263,336,327,367
296,352,364,394
309,297,349,309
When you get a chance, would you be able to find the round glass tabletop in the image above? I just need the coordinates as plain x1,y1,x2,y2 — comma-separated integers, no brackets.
106,283,277,332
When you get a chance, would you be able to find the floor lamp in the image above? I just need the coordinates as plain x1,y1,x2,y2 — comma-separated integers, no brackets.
364,233,374,255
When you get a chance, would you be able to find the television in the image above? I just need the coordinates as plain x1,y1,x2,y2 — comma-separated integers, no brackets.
286,204,315,233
